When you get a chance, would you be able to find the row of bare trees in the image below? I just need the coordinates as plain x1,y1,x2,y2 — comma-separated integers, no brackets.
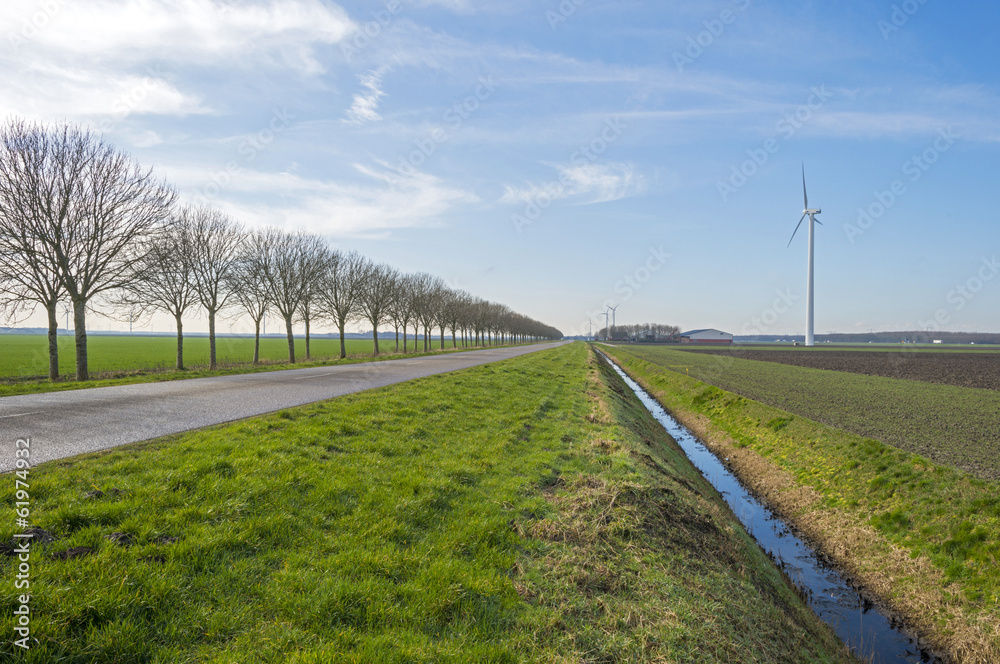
0,119,562,381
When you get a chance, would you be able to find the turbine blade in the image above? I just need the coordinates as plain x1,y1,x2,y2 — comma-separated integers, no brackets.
787,213,807,247
802,164,809,210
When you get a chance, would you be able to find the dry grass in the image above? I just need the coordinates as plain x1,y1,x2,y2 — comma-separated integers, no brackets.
503,349,857,664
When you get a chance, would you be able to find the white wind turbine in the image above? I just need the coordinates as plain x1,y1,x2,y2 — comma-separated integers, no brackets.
787,164,822,347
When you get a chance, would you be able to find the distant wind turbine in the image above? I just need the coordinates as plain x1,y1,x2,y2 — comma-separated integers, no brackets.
787,164,822,347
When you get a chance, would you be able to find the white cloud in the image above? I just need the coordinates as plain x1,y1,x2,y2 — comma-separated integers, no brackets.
501,162,645,207
345,67,390,125
2,0,354,72
165,160,479,237
0,64,209,122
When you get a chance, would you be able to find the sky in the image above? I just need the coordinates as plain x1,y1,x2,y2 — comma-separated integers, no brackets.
3,0,999,338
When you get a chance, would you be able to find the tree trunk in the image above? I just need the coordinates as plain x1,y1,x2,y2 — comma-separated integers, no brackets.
208,309,218,370
394,326,399,352
338,319,347,359
402,323,407,353
440,325,445,350
174,313,184,370
372,326,380,356
284,314,295,363
45,301,59,380
253,317,261,365
304,316,311,360
451,329,457,349
73,298,88,381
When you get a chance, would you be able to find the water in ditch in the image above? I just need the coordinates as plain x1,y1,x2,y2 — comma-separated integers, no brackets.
603,355,939,663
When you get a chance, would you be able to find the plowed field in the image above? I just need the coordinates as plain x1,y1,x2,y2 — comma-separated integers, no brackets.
679,349,1000,391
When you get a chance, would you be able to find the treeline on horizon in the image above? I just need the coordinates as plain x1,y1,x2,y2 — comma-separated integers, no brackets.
0,118,562,382
596,323,680,342
737,331,1000,344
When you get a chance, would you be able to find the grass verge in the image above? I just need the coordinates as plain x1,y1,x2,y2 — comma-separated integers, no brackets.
600,344,1000,663
1,342,852,663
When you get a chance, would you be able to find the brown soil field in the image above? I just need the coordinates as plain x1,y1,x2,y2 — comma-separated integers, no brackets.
678,348,1000,391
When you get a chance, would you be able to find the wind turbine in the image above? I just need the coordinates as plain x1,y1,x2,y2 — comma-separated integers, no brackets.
608,305,619,340
787,164,822,347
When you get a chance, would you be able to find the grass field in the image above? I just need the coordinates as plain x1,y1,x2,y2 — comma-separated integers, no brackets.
600,344,1000,663
612,344,1000,481
0,343,852,663
0,335,458,378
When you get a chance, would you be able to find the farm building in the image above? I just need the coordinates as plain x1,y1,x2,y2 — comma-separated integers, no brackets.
680,329,734,345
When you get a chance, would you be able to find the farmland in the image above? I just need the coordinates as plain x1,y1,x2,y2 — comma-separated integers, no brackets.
681,346,1000,391
599,344,1000,662
0,335,455,379
0,343,852,663
613,344,1000,481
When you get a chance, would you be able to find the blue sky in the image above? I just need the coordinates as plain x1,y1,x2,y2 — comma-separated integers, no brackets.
4,0,999,337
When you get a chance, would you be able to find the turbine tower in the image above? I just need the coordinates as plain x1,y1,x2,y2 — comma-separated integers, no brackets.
787,164,822,347
609,305,619,340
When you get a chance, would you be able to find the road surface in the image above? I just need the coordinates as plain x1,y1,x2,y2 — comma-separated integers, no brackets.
0,342,569,473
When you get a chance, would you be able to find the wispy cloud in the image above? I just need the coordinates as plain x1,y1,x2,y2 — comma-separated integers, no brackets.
165,160,479,238
501,162,645,206
345,67,391,125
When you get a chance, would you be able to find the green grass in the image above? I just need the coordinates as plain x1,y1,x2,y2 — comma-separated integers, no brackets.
612,344,1000,481
0,336,485,398
0,343,852,663
0,335,456,377
600,344,1000,662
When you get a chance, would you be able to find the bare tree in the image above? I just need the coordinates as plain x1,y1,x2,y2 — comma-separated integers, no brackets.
15,122,175,380
318,250,367,359
0,120,91,379
186,207,244,370
229,228,274,365
433,286,450,351
443,289,472,350
386,272,416,353
117,215,196,369
259,229,324,363
296,237,329,361
357,262,397,356
410,273,444,352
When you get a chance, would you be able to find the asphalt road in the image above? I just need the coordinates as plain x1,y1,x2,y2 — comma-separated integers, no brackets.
0,341,570,473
